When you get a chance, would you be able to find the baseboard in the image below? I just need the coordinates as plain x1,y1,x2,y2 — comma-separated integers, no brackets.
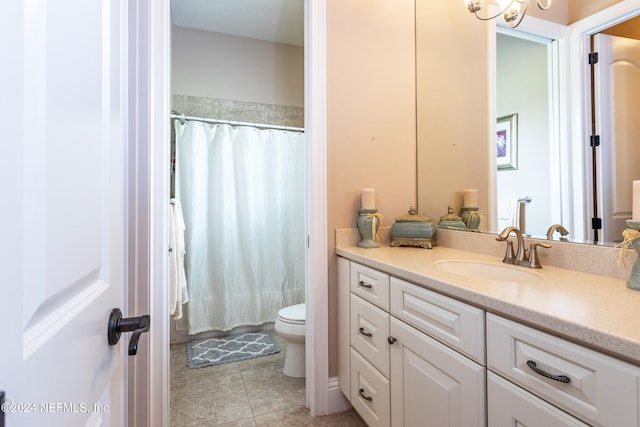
327,376,350,414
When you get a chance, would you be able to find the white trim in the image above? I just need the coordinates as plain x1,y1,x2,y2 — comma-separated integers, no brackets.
327,377,350,414
487,19,498,232
304,0,329,416
149,0,171,426
568,0,640,241
127,2,153,425
130,0,171,426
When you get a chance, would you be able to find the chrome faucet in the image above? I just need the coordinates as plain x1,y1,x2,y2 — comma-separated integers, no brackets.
546,224,569,240
496,226,551,268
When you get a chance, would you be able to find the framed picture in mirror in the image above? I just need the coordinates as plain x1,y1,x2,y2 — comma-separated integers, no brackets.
497,113,518,170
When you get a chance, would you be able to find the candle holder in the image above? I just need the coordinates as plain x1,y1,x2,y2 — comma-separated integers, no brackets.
461,207,481,232
357,209,381,248
625,220,640,291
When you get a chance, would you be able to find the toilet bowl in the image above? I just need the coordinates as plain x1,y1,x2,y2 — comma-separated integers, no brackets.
274,303,306,378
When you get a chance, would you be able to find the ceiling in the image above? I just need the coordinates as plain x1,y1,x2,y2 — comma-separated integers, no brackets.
170,0,304,47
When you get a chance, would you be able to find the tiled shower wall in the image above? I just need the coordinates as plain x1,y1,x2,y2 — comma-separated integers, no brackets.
172,94,305,128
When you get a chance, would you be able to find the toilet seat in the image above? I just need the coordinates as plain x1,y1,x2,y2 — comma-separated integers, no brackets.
277,303,305,324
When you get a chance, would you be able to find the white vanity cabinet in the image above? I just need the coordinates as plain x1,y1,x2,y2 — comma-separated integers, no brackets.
338,257,486,427
337,246,640,427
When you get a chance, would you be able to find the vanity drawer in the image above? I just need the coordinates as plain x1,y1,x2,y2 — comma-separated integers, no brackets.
350,261,390,310
487,313,640,426
350,348,391,427
351,294,390,377
488,372,589,427
390,277,485,364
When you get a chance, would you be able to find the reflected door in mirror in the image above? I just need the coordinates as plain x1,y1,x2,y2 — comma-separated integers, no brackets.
594,34,640,243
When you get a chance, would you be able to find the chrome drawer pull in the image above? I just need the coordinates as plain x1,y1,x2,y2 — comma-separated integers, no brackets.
359,388,373,401
358,280,373,289
358,327,373,337
526,360,571,383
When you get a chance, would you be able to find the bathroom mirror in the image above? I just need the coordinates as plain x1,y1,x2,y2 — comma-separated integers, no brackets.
416,2,640,245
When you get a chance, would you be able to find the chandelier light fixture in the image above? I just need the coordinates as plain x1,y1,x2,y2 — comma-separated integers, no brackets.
464,0,552,28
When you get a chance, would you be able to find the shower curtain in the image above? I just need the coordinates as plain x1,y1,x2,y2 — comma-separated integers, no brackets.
174,120,305,334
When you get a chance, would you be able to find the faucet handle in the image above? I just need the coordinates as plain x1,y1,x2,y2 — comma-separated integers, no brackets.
529,242,551,268
496,234,517,263
502,240,516,264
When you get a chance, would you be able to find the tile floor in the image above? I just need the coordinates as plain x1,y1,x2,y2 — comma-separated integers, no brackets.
170,332,367,426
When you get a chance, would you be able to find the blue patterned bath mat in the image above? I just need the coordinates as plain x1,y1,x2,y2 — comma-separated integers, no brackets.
186,331,280,368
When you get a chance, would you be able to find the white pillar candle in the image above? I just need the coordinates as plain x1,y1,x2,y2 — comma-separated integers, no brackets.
633,181,640,221
361,188,376,210
463,188,478,208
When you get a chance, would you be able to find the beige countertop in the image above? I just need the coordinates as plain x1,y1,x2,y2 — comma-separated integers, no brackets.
336,244,640,366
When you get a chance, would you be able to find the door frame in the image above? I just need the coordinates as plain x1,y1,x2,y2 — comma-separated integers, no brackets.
128,1,171,425
303,0,330,417
134,1,330,425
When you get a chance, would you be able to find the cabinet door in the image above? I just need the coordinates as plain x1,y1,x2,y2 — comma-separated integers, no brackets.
390,317,486,427
488,372,589,427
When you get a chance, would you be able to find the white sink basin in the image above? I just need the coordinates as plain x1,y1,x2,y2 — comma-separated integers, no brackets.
434,260,542,282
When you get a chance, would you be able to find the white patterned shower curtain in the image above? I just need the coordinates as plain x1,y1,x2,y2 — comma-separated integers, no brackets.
174,120,305,334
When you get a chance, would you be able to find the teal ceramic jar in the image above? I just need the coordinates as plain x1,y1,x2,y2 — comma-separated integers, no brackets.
438,206,467,231
390,206,436,249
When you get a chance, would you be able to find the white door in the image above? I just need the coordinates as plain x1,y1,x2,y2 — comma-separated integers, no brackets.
0,1,132,426
594,33,640,243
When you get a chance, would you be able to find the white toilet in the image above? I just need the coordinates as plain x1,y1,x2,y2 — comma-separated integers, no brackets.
274,303,306,378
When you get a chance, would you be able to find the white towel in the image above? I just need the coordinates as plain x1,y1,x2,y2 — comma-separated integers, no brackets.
510,198,521,229
169,199,189,319
497,197,520,230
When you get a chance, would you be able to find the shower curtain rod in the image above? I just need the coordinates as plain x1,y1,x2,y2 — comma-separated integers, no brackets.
170,113,304,132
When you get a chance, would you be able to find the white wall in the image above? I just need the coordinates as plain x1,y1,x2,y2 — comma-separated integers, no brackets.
497,34,552,236
171,26,304,107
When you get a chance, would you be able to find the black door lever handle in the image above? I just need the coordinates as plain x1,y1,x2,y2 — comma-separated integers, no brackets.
107,308,150,355
1,390,5,427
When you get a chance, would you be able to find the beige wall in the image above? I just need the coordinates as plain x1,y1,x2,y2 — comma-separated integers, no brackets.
327,0,417,375
528,0,569,24
603,15,640,38
569,0,624,24
416,1,489,222
171,26,304,107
